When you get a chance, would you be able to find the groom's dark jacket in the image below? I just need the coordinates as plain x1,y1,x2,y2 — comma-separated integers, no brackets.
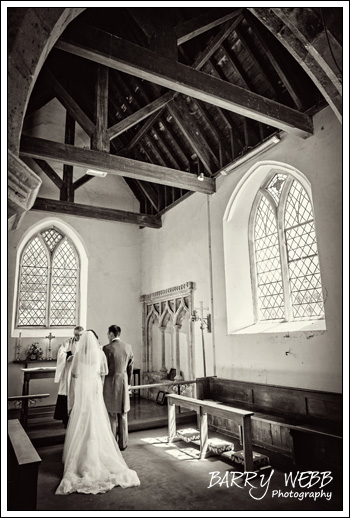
103,339,134,414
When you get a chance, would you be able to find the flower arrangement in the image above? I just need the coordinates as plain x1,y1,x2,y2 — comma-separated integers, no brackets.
25,342,44,361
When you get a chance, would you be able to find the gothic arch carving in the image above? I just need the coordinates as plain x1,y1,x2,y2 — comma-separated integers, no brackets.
141,282,195,399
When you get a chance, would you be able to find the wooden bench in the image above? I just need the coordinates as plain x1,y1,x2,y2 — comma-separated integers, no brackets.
167,394,257,471
197,377,342,470
8,419,42,510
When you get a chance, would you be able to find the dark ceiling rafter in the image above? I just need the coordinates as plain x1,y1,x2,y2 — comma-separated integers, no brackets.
32,197,162,229
20,135,216,194
55,24,313,137
19,7,337,225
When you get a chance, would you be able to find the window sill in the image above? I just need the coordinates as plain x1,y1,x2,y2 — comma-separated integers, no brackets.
230,319,326,335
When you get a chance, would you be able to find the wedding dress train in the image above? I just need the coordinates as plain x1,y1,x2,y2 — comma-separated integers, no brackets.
55,331,140,495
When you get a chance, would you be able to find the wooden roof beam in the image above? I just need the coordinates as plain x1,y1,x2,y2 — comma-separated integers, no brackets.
32,197,162,228
20,135,216,194
56,25,313,137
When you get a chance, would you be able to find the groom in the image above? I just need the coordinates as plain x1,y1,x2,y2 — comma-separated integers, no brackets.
103,325,134,450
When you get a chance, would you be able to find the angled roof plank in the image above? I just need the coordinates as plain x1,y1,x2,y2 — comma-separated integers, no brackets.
34,158,63,190
42,68,96,137
114,71,181,170
73,174,95,190
234,24,277,97
125,110,165,155
20,135,216,194
243,10,305,111
175,8,243,46
195,99,232,162
191,17,244,70
167,101,213,176
56,25,313,137
107,91,175,141
182,98,220,168
158,114,190,168
126,76,186,170
135,179,159,212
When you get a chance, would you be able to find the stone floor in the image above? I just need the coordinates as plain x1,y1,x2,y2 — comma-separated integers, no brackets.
36,426,343,512
8,397,344,512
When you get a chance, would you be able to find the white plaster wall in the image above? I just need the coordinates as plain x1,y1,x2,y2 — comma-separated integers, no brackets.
141,107,342,393
8,210,142,404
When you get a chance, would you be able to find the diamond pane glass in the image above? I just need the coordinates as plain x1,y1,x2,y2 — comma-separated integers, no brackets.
285,180,314,227
266,173,287,205
285,182,324,320
17,237,48,326
254,196,284,321
50,240,78,326
41,228,63,251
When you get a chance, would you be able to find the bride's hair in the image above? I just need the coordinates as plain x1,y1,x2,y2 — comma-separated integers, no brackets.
87,329,99,340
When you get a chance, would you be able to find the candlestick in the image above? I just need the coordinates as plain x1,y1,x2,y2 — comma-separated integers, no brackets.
16,332,21,361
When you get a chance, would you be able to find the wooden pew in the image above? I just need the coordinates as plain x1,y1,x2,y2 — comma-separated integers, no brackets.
167,393,255,471
8,419,41,511
197,377,342,470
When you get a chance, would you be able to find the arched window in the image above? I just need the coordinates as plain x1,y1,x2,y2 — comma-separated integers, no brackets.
249,173,324,323
16,227,79,328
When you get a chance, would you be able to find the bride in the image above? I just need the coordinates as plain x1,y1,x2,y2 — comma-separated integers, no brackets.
56,330,140,495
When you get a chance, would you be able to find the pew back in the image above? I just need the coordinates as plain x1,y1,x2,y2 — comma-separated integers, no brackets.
8,419,41,510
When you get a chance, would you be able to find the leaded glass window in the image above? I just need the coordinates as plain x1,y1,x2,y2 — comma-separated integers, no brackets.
250,174,324,323
254,196,284,321
17,228,79,327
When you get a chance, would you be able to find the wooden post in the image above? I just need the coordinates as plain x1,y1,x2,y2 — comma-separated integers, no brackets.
60,111,75,202
92,64,109,152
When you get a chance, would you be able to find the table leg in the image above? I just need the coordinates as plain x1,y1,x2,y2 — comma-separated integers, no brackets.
199,410,208,460
22,373,30,396
242,415,254,471
168,402,176,443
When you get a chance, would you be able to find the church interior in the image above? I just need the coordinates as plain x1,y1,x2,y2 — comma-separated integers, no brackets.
6,6,344,513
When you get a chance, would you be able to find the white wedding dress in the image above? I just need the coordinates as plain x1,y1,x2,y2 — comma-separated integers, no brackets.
55,331,140,495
